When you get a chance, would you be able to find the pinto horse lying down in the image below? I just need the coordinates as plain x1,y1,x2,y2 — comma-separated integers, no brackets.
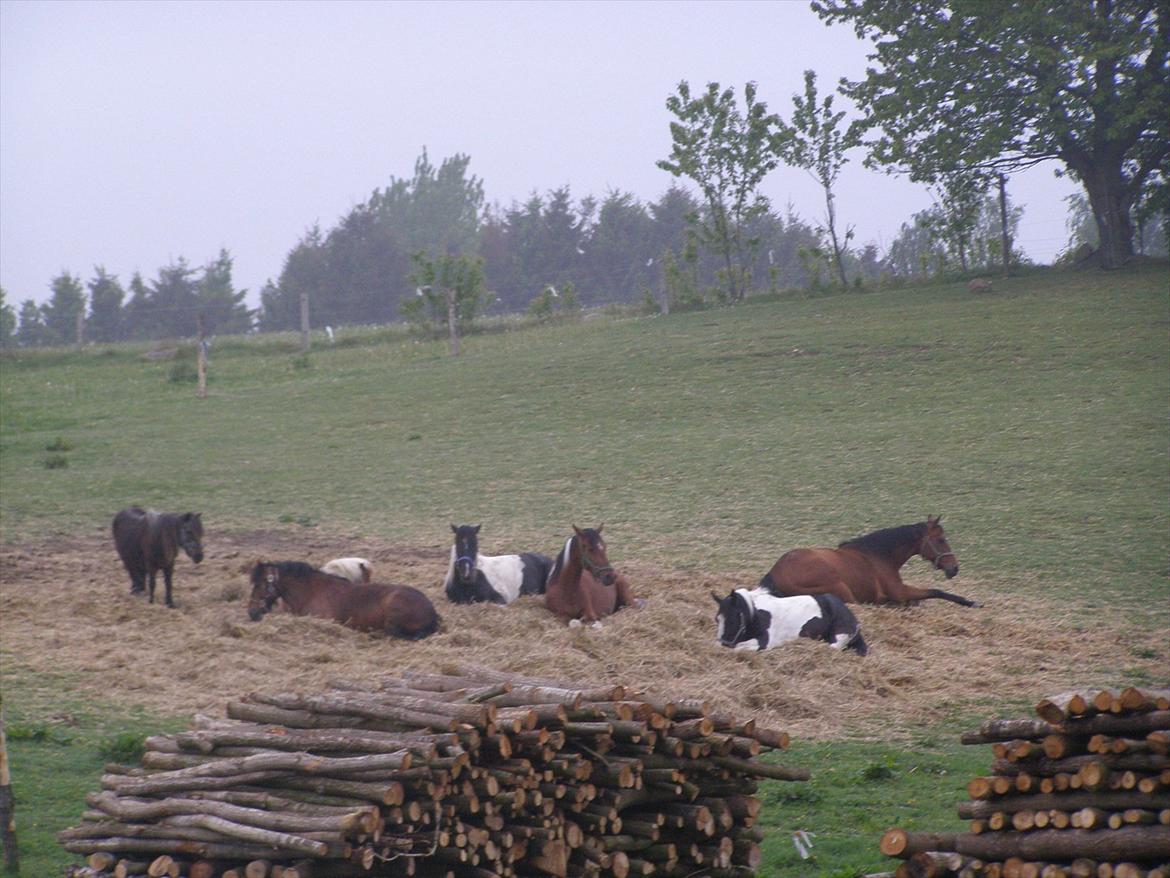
247,561,440,640
444,524,552,605
714,588,868,655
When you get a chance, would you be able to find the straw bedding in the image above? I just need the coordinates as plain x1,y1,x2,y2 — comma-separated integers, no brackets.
1,529,1164,738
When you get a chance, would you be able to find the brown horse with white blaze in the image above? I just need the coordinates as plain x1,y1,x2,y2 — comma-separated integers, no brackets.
758,516,977,607
247,561,441,639
545,525,640,627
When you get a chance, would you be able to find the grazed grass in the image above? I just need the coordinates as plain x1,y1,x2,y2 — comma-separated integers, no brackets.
2,266,1167,606
1,264,1167,877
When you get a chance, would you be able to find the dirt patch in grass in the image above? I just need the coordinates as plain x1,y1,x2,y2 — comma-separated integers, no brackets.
1,530,1164,739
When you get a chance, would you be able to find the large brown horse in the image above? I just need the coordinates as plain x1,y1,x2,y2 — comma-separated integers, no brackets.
247,561,441,639
758,516,977,607
545,525,640,627
112,507,204,608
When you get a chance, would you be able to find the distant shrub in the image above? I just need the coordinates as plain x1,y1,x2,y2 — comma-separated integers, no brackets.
43,454,69,469
45,437,73,452
168,360,198,383
291,353,312,370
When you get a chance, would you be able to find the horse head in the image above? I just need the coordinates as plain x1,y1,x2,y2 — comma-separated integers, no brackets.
712,589,754,647
247,561,281,621
179,512,204,563
920,515,959,579
451,524,481,582
572,524,616,587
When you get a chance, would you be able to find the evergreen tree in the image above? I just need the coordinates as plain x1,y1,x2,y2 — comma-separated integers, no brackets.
41,272,86,345
16,299,49,347
122,272,154,340
87,267,125,343
198,248,253,335
0,287,16,348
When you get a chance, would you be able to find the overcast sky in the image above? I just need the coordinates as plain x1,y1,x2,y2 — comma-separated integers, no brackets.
1,0,1080,308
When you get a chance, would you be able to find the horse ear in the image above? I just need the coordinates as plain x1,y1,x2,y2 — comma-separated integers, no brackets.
451,524,458,533
711,592,722,605
474,524,482,533
597,523,605,533
572,524,584,537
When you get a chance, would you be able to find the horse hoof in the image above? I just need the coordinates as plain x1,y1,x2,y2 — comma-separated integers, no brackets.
633,598,647,609
568,618,582,628
589,621,603,629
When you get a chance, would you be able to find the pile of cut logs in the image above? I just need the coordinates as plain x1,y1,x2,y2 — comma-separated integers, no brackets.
879,687,1170,878
62,666,808,878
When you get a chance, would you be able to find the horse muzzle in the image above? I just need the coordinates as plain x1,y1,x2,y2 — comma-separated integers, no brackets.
600,571,617,587
944,564,959,579
248,607,265,622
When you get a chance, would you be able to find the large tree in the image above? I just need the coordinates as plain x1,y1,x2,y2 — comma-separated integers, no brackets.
658,81,779,301
814,0,1169,268
0,287,15,348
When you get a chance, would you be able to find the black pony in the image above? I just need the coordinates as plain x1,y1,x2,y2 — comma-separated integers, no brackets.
112,507,204,608
443,524,552,605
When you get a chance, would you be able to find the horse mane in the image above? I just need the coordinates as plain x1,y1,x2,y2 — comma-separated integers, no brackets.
250,560,326,588
837,522,925,558
547,537,573,584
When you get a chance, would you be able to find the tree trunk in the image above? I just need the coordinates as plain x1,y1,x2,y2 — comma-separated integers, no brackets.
1080,162,1137,269
825,188,849,287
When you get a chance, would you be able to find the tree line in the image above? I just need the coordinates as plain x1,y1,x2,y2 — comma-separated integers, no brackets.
2,0,1165,349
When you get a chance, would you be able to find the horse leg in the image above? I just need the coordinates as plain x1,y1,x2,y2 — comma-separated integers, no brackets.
733,639,762,651
895,583,978,607
613,574,642,611
163,565,176,608
147,570,157,604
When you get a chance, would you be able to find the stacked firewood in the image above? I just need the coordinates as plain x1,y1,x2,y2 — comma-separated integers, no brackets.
61,666,807,878
879,687,1170,878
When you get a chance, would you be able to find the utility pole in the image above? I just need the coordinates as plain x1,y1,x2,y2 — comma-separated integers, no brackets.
997,173,1012,276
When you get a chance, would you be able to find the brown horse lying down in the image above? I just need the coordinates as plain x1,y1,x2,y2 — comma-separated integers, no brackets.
759,516,977,607
247,561,440,639
545,525,641,627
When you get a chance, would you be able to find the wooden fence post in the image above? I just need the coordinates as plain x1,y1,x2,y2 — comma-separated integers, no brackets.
0,695,18,874
196,312,207,399
447,290,460,357
300,291,311,353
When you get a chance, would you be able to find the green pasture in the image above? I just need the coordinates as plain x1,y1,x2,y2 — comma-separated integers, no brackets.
1,263,1167,876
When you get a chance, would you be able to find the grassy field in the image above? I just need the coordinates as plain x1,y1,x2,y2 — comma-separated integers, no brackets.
1,263,1167,876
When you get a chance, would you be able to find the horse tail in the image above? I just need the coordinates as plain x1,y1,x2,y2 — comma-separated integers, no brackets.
814,593,868,656
757,570,777,593
847,629,869,656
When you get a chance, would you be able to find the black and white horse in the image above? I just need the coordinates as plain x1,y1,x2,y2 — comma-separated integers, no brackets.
444,524,553,605
713,588,868,655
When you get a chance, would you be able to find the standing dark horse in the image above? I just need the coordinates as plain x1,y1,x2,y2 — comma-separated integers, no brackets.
112,507,204,608
444,524,553,605
247,561,441,639
759,516,977,607
713,588,868,655
545,525,640,627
